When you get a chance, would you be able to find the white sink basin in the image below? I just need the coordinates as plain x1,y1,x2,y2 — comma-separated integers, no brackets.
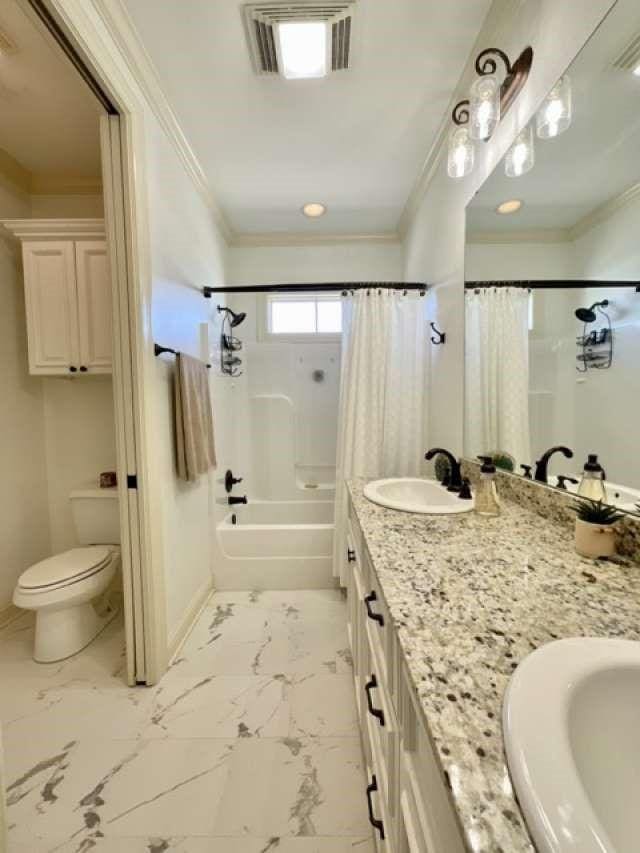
504,638,640,853
363,478,473,515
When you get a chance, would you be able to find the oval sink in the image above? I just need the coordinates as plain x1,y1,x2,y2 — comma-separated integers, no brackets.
504,638,640,853
363,478,473,515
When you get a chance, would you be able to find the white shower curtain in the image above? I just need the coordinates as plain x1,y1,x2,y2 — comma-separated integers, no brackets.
465,287,531,469
333,289,427,583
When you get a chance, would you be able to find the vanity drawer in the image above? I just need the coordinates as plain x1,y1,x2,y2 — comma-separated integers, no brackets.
399,665,466,853
362,649,399,823
365,763,392,853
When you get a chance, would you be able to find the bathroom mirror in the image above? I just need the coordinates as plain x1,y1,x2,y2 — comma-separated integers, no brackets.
464,0,640,513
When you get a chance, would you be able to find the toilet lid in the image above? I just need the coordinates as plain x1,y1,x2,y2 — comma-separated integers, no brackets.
19,546,113,590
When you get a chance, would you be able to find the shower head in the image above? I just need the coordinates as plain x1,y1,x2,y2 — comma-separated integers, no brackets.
575,300,609,323
217,306,247,328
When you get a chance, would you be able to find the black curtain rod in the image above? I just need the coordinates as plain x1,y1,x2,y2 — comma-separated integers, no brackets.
203,282,428,297
154,343,211,369
466,280,640,291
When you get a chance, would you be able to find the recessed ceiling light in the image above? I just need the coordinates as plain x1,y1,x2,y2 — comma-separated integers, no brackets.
496,199,523,215
277,21,328,80
633,62,640,77
302,202,327,218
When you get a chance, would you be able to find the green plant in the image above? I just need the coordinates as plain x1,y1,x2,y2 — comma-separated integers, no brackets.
571,498,623,525
491,451,515,473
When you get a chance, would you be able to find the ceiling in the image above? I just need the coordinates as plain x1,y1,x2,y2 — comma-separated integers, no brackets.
0,0,102,184
122,0,493,237
467,0,640,237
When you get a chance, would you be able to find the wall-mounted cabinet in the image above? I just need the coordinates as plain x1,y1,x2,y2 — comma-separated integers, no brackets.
1,219,111,376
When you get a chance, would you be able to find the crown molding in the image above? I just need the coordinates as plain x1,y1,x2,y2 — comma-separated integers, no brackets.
467,227,570,245
397,0,522,239
1,218,106,240
230,231,402,248
90,0,234,244
30,174,103,195
569,181,640,242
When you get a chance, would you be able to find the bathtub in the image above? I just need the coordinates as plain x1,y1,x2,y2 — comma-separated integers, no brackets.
219,500,334,559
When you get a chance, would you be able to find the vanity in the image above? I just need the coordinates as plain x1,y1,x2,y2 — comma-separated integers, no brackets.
344,477,640,852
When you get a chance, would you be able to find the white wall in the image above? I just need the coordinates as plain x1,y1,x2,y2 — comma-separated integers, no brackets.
465,241,574,281
144,119,230,642
403,0,617,454
30,194,104,218
0,182,51,610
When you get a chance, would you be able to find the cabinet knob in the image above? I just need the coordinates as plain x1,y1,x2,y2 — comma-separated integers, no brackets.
79,366,88,372
69,366,78,373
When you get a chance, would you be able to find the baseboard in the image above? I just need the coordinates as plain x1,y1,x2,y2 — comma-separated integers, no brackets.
0,604,23,631
167,575,214,664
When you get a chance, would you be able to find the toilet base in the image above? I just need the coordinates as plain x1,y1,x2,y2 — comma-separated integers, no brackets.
34,601,118,663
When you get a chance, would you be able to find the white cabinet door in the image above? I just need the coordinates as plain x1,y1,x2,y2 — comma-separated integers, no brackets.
22,241,80,375
75,241,112,373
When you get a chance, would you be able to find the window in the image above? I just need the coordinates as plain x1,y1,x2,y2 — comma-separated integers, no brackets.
263,294,343,340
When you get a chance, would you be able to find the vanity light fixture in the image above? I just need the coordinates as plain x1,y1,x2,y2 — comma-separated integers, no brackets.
302,202,327,218
448,46,534,180
536,76,572,139
496,199,523,215
505,124,535,178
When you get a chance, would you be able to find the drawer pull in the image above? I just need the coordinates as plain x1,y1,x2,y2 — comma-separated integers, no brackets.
347,548,356,563
364,590,384,626
366,774,385,840
365,675,385,727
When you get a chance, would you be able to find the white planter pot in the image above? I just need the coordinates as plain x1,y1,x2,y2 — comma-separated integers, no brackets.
574,518,617,559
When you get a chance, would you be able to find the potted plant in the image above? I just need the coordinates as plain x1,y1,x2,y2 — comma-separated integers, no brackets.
571,498,623,558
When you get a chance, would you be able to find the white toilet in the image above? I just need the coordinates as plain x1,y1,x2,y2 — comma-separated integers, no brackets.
14,488,121,663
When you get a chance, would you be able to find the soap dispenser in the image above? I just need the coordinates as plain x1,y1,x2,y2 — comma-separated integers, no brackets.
577,454,607,503
475,456,501,517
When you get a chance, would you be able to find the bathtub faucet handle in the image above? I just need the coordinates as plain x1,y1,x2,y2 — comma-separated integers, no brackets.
228,495,248,506
225,470,243,493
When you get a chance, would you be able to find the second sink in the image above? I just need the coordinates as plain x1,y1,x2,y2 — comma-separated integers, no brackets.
364,478,473,515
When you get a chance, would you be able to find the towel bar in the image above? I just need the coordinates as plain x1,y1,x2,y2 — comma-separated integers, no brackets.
154,343,211,369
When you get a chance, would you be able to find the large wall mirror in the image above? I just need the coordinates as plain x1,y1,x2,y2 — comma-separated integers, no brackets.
464,0,640,514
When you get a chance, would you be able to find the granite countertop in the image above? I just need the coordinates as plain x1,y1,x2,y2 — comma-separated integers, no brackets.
347,478,640,853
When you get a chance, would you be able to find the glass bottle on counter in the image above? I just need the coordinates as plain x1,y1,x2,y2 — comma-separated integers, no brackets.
474,456,501,517
577,454,607,503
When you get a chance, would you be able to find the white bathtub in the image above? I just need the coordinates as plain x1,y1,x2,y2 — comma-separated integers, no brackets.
219,500,335,559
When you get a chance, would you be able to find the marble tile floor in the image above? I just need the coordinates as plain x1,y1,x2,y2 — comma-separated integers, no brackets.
0,590,373,853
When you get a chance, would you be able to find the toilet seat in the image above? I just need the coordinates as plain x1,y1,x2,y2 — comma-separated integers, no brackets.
18,546,118,593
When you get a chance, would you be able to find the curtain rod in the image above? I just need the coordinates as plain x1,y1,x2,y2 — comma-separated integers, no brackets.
203,282,428,297
466,280,640,291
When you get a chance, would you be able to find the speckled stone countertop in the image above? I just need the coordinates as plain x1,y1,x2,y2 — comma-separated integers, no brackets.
347,478,640,853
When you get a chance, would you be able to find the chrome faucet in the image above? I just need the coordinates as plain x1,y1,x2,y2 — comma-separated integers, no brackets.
534,446,574,484
425,448,463,492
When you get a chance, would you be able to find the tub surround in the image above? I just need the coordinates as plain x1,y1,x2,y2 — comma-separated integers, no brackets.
347,478,640,851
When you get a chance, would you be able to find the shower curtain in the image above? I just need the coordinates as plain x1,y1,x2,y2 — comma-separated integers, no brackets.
465,286,531,469
333,289,427,584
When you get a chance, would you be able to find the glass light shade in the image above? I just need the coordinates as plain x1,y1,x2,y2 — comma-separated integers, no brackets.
536,76,572,139
469,75,501,140
505,125,535,177
277,21,328,80
447,127,475,179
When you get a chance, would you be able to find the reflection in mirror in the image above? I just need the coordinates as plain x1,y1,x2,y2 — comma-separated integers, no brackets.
464,0,640,514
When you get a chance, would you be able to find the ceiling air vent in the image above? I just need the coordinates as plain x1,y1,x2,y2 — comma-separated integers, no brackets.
612,32,640,71
243,2,356,76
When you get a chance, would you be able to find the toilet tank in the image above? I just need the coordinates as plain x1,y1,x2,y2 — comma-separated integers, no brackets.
70,489,120,545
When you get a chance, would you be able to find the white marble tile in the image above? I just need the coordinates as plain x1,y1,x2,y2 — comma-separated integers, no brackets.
143,675,290,739
5,737,237,848
25,837,374,852
213,738,370,838
289,675,359,738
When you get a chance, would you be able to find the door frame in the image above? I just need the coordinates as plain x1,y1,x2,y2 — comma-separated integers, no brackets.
24,0,170,684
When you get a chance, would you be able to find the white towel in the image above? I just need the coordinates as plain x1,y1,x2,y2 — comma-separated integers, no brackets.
174,353,216,482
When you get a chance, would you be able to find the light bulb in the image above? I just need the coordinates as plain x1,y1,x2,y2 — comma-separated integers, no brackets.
447,127,475,179
536,76,572,139
469,75,500,141
505,125,535,178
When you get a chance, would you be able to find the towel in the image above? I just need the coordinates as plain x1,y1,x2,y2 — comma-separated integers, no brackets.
174,353,217,482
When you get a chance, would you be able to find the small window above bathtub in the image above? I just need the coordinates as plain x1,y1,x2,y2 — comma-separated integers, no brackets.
261,293,343,342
